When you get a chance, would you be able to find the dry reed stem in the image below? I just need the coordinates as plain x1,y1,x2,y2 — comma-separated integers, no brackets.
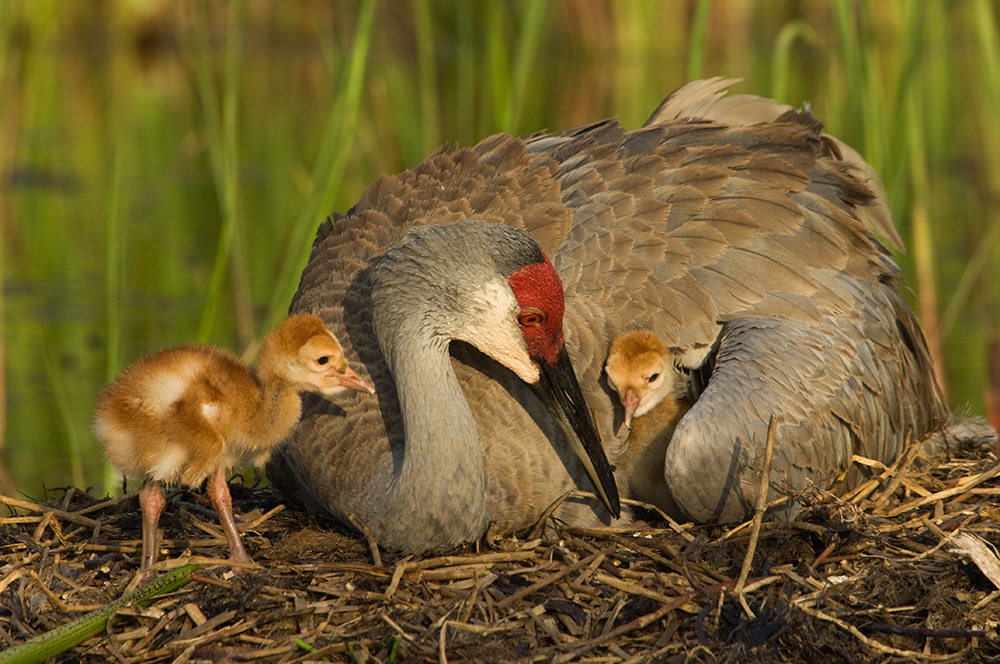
950,532,1000,589
734,414,777,596
797,603,972,662
346,512,382,567
867,430,920,509
887,461,1000,516
0,494,102,528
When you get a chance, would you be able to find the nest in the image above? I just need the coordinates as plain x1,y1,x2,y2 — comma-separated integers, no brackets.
2,437,999,663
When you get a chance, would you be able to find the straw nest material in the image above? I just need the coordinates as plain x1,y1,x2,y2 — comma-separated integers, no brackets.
2,433,999,663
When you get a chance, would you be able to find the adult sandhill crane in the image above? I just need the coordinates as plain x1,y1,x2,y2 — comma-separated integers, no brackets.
96,313,374,569
605,330,691,514
267,78,948,551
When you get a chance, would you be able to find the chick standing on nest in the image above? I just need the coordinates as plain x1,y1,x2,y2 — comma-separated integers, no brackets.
95,313,374,570
605,330,691,514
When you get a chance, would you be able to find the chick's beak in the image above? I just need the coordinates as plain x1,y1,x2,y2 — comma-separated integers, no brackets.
623,390,639,429
332,366,375,395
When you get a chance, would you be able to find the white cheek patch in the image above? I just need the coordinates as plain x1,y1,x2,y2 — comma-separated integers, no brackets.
462,280,540,383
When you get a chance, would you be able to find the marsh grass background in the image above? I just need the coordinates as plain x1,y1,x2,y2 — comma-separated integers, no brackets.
1,0,998,498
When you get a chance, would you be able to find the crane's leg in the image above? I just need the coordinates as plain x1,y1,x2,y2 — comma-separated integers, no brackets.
206,466,253,567
139,481,165,570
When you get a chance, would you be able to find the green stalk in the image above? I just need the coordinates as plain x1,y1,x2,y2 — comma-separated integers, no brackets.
957,0,1000,385
877,1,926,218
971,0,1000,116
0,565,198,664
941,1,1000,340
770,21,821,102
614,1,651,125
686,0,711,82
0,2,12,494
190,2,251,345
264,0,376,331
485,5,510,131
102,143,126,493
0,201,6,494
832,0,882,168
906,90,947,399
454,2,476,140
413,0,441,152
504,0,548,132
103,149,122,386
41,348,84,489
941,223,1000,337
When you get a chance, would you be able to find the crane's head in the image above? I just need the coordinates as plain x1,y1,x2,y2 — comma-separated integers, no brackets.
261,313,375,397
605,330,676,428
503,253,621,518
371,221,620,518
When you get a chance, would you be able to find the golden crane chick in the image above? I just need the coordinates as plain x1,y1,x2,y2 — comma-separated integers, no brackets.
95,313,374,570
605,330,691,513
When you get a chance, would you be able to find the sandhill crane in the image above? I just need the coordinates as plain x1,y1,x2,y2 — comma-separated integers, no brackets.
605,330,691,514
95,313,374,569
267,78,948,551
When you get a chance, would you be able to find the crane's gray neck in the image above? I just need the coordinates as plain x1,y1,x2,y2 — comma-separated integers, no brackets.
382,327,488,535
368,223,531,541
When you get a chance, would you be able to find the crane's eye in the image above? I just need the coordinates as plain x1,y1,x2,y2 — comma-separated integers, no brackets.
517,308,546,328
317,356,330,366
647,372,660,383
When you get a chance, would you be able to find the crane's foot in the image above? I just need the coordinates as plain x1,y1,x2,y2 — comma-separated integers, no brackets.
206,467,258,575
139,481,166,571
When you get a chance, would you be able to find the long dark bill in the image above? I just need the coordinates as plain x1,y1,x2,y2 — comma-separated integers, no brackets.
530,346,621,518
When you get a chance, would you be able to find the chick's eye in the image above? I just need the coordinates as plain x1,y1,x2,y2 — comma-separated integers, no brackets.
517,308,546,328
647,373,660,383
317,356,330,366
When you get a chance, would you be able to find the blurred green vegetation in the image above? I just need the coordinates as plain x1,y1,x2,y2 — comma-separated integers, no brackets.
1,1,998,498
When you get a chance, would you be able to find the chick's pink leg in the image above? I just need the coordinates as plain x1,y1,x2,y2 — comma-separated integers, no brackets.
139,482,165,570
206,466,253,566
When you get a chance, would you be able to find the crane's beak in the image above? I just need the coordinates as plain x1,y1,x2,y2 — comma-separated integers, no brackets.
529,346,621,518
332,366,376,395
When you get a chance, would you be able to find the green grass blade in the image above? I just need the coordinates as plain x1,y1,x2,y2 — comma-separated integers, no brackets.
0,565,198,664
264,0,377,331
413,0,441,152
41,348,85,489
485,5,510,131
686,0,711,82
770,21,821,102
504,0,549,132
833,0,883,167
188,2,250,344
102,141,126,493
